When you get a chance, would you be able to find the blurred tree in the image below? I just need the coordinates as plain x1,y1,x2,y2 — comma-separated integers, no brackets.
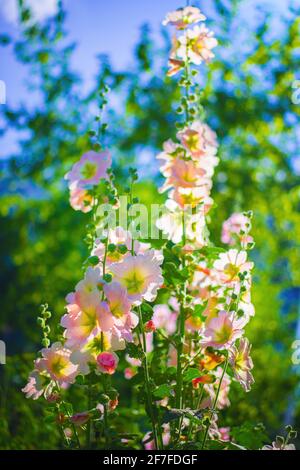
0,0,299,448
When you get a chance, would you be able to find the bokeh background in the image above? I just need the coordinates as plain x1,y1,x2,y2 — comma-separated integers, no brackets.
0,0,300,449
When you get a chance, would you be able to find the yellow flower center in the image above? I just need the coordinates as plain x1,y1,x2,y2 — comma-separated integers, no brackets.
81,161,97,180
122,268,146,295
185,132,200,152
86,333,110,355
81,308,98,335
50,356,69,378
224,263,240,280
215,323,232,344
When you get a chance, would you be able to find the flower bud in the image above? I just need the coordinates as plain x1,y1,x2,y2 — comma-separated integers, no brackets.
144,320,156,333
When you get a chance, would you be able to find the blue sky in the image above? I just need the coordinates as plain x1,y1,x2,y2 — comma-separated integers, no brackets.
0,0,294,158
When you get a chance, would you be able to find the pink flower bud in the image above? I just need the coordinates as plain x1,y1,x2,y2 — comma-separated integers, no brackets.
70,412,90,426
145,320,156,333
96,352,119,375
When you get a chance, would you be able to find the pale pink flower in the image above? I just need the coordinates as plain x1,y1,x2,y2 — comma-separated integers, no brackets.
110,251,163,304
74,267,102,308
96,351,119,374
163,7,206,30
159,156,207,192
156,139,185,162
177,121,218,159
204,369,231,410
65,150,111,189
35,342,79,386
124,367,137,380
70,412,90,426
69,350,92,375
171,186,213,211
143,424,171,450
229,338,254,392
61,294,115,349
262,442,296,451
69,187,93,213
22,371,45,400
125,355,141,368
92,227,151,268
152,304,177,335
219,427,230,442
200,310,245,349
64,428,73,439
222,213,253,247
177,24,218,65
213,249,253,284
103,281,132,319
156,199,206,245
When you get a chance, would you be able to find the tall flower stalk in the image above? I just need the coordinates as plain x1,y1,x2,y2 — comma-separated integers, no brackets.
21,5,281,451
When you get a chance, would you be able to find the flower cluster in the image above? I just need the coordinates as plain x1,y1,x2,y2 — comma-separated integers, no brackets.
151,6,255,444
65,150,111,212
21,5,296,451
23,155,163,419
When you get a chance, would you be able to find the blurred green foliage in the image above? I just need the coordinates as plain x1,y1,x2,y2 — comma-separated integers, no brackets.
0,0,300,449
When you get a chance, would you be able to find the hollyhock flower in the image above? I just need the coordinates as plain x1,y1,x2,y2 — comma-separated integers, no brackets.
159,156,207,192
103,281,132,319
69,187,93,213
219,427,230,442
61,299,115,349
110,251,163,304
222,213,253,247
69,350,92,375
177,121,218,159
64,428,73,439
74,267,102,307
22,371,45,400
92,227,151,268
192,374,214,389
262,442,296,451
177,24,218,65
96,351,119,374
70,412,90,426
152,304,177,335
143,425,171,450
200,351,225,371
200,310,245,349
35,342,79,386
124,367,137,380
65,150,111,189
171,186,213,211
163,7,206,30
185,314,203,332
229,338,254,392
156,199,206,245
203,369,231,410
213,249,253,284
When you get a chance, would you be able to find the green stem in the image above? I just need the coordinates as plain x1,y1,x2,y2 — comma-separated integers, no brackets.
86,375,92,448
175,212,187,440
201,353,229,450
138,307,160,450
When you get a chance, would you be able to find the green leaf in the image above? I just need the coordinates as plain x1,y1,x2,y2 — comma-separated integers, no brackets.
183,368,201,382
193,301,208,319
153,384,173,399
126,342,144,360
141,303,153,322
